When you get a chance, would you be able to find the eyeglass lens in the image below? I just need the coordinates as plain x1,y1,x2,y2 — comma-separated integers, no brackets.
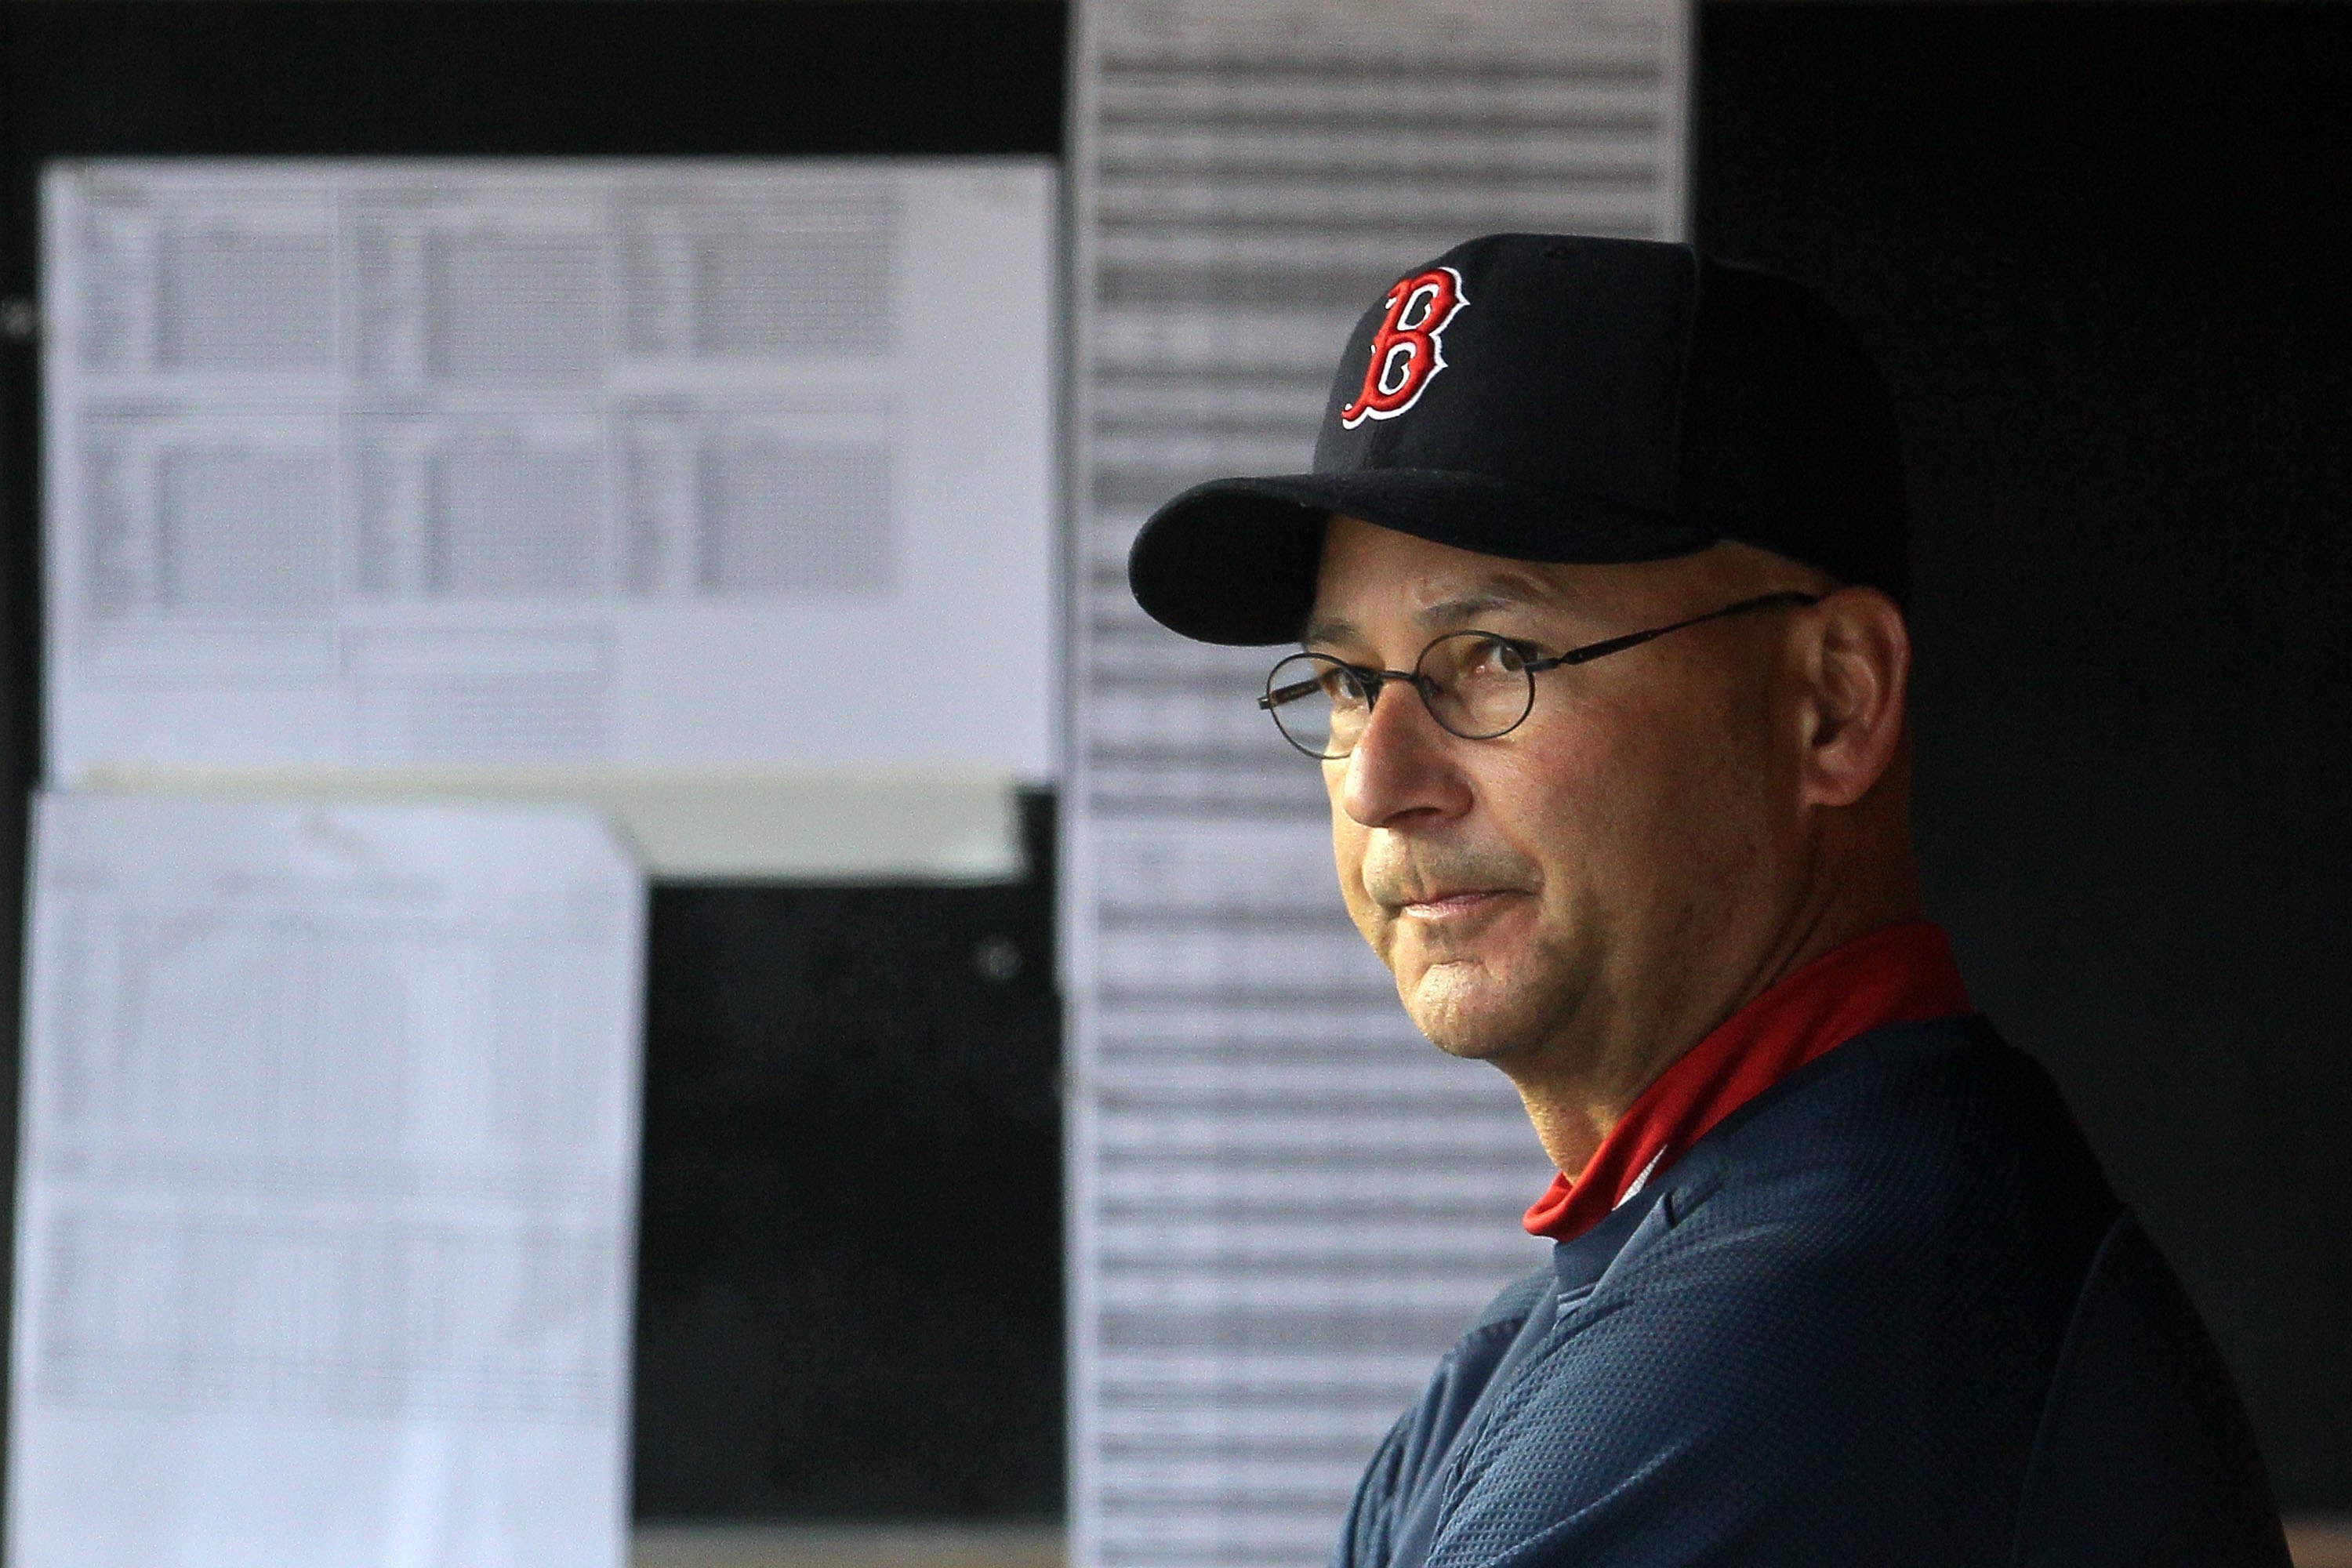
1262,633,1536,758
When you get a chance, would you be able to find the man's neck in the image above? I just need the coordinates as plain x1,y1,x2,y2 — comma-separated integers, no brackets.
1505,873,1925,1178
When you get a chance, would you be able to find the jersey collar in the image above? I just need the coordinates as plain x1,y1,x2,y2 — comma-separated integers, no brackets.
1523,920,1973,1245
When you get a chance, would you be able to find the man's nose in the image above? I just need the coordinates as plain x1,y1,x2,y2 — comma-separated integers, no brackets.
1337,681,1474,828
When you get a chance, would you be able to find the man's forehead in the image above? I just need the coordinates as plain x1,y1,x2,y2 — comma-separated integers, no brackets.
1304,517,1573,646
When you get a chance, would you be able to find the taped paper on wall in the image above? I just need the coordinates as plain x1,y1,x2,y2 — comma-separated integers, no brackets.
40,159,1058,788
6,793,646,1568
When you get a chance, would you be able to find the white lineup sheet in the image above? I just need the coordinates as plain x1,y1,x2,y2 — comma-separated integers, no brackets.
41,158,1057,782
1064,2,1690,1565
8,793,646,1568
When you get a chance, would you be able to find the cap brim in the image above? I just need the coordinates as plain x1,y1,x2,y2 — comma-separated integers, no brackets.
1127,468,1718,646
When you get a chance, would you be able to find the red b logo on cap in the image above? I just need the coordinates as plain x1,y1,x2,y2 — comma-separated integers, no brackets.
1339,267,1468,428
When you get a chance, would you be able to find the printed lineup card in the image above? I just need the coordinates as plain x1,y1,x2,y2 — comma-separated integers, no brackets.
39,158,1056,784
7,793,646,1568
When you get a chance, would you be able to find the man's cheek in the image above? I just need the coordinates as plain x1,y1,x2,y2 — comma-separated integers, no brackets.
1347,892,1396,965
1330,838,1382,952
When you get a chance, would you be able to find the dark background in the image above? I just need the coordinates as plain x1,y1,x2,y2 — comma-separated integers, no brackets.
1696,2,2351,1507
634,795,1062,1518
0,0,2344,1524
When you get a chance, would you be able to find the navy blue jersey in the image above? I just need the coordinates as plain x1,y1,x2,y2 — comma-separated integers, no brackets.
1337,1018,2288,1568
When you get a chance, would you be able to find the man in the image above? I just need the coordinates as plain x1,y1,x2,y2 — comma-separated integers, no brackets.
1125,235,2288,1566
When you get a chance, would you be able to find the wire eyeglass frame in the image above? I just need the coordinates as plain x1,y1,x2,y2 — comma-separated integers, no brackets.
1258,590,1824,760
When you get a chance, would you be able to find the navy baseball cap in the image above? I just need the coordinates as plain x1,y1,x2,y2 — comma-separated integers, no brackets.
1127,234,1909,646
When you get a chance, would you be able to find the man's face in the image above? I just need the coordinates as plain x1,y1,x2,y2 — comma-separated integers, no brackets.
1306,516,1820,1076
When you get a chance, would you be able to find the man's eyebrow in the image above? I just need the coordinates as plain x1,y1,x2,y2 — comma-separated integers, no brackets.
1298,614,1359,651
1414,584,1548,629
1300,575,1558,651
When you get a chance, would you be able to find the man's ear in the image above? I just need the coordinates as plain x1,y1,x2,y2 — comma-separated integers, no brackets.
1795,587,1911,809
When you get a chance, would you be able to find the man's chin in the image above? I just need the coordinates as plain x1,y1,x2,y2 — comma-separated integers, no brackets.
1396,962,1541,1064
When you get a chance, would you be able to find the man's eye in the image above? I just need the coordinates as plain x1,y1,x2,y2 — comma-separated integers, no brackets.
1465,637,1529,677
1319,666,1372,703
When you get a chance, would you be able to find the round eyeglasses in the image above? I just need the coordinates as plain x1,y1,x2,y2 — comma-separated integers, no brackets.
1258,591,1822,760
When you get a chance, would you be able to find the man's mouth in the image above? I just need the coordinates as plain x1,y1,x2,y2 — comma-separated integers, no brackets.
1399,889,1512,919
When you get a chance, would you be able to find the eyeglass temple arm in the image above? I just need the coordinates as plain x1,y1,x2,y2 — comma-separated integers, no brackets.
1258,680,1318,711
1261,591,1822,701
1531,590,1823,671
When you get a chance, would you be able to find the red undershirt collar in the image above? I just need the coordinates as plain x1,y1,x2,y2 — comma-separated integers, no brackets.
1522,920,1973,1244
